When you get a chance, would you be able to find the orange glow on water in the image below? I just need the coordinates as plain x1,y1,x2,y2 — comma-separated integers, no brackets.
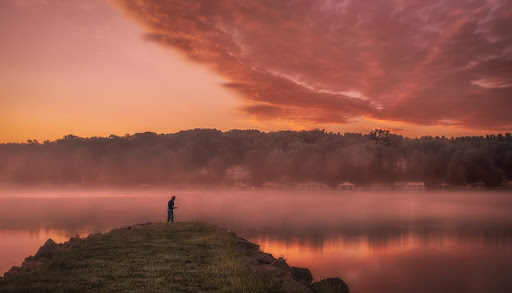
1,190,512,292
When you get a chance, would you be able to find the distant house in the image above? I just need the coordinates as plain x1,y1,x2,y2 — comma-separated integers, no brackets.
337,182,355,191
224,165,250,184
395,182,425,190
468,182,486,189
438,183,451,190
233,182,249,190
262,182,284,190
297,182,330,191
406,182,425,190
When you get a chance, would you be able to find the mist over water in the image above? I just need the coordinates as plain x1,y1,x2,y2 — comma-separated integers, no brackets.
1,189,512,293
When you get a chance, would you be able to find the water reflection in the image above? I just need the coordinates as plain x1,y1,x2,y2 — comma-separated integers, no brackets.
1,190,512,292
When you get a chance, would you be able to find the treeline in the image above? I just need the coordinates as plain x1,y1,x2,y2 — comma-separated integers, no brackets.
1,129,511,187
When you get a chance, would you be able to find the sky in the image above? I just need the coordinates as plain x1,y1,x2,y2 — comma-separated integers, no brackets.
1,0,511,142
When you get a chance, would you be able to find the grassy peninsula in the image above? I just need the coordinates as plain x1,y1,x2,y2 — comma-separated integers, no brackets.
0,222,349,293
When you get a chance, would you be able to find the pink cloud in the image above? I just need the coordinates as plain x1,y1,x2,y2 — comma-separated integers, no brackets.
111,0,512,131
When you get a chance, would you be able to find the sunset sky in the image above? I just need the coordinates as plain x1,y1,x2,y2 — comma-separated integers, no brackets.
1,0,511,142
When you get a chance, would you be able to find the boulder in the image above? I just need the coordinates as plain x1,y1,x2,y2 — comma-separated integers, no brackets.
236,237,260,251
251,264,289,280
3,266,21,279
34,238,62,260
279,275,314,293
290,267,313,285
256,252,275,265
233,233,348,293
272,257,290,271
62,234,81,249
312,278,350,293
19,259,44,272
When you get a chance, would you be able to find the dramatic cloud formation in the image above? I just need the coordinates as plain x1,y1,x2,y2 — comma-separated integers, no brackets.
111,0,512,131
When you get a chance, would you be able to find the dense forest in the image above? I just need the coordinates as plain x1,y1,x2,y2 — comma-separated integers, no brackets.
1,129,511,188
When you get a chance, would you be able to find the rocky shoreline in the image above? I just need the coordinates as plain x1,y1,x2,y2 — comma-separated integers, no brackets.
2,222,349,293
233,232,349,292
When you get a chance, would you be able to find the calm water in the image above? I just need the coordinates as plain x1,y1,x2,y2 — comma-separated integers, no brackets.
1,189,512,293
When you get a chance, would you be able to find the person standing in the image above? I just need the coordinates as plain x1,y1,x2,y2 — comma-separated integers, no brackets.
167,196,177,222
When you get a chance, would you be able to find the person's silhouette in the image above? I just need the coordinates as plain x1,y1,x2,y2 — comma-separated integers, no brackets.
167,196,177,222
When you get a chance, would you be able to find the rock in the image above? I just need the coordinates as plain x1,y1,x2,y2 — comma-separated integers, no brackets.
236,237,260,251
120,225,131,230
20,259,44,270
62,235,81,249
312,278,350,293
3,266,21,279
235,235,317,292
279,275,314,293
272,257,290,271
251,265,313,292
256,252,275,264
290,267,313,285
251,264,289,280
34,238,62,260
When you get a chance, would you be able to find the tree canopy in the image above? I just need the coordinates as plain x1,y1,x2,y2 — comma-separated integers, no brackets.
1,129,511,187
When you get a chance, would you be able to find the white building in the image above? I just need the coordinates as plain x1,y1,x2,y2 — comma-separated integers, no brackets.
405,182,425,190
297,182,330,191
224,165,250,184
395,182,425,190
438,183,451,190
233,182,249,190
262,182,285,190
337,182,355,190
467,182,486,189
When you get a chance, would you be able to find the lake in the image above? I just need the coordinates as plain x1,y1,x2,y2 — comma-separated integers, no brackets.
1,189,512,293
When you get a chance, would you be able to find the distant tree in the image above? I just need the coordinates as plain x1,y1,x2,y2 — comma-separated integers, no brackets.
369,129,390,145
0,129,511,187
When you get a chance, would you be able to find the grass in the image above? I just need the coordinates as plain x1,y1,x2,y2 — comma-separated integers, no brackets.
0,222,284,293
